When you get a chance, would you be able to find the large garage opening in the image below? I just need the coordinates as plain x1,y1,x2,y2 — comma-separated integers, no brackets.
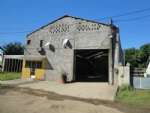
74,49,108,82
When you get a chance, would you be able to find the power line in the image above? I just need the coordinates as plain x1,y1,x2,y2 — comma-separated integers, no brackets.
100,7,150,20
1,7,150,34
0,14,149,35
115,14,150,23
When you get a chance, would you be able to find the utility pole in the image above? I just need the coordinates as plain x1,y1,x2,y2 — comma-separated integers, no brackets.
109,18,114,25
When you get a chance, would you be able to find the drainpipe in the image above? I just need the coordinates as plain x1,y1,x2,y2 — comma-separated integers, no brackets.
108,29,114,85
110,25,119,85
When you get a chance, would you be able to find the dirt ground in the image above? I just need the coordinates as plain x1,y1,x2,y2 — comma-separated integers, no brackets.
0,86,149,113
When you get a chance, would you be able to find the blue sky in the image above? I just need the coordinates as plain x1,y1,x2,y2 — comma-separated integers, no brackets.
0,0,150,49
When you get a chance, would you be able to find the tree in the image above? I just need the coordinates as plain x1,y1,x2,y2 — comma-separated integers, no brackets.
139,43,150,67
125,43,150,68
1,42,24,55
125,48,140,67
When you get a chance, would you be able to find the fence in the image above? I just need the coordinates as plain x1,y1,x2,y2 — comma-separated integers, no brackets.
130,68,146,77
2,55,23,72
131,68,150,89
133,77,150,89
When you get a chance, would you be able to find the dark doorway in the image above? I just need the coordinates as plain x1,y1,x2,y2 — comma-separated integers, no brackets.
74,49,108,82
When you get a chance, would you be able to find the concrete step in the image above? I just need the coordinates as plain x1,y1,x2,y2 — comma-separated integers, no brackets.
19,81,118,101
64,82,118,100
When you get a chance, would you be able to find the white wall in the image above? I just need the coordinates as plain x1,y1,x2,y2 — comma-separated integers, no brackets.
146,62,150,75
118,63,130,86
0,55,2,65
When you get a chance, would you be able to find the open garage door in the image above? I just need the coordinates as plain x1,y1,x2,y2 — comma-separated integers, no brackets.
74,49,108,82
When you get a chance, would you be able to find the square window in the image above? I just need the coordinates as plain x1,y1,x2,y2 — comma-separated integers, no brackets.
27,40,31,45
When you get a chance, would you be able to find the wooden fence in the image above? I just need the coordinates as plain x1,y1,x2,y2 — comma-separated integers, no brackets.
130,68,146,77
130,68,150,89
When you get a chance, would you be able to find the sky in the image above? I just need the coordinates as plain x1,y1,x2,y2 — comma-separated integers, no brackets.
0,0,150,49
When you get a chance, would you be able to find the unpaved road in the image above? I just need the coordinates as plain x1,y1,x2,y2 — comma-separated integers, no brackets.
0,86,149,113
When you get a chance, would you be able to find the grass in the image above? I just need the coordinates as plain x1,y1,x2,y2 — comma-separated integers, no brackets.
116,85,150,108
0,72,21,81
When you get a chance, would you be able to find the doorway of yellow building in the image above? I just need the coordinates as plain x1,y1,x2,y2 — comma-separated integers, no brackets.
25,60,42,78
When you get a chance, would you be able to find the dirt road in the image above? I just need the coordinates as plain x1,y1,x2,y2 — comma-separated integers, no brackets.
0,86,149,113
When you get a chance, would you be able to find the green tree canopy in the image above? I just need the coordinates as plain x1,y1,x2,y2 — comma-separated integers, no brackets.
125,43,150,68
1,42,24,55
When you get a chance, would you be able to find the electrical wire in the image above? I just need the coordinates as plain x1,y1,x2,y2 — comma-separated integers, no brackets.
1,7,150,35
115,14,150,23
100,7,150,20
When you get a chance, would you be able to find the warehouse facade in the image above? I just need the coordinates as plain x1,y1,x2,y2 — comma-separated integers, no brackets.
22,15,124,84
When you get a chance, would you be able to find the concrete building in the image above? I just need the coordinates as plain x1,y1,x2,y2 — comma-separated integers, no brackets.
22,15,125,85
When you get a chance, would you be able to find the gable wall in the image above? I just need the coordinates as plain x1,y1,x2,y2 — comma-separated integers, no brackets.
24,17,112,81
25,17,111,55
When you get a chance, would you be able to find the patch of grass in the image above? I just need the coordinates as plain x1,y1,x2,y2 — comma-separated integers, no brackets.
0,72,21,81
116,85,150,108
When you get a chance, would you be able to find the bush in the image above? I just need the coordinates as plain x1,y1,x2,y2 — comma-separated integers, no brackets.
118,85,133,92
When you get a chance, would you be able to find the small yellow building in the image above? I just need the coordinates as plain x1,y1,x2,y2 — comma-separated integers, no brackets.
22,56,46,80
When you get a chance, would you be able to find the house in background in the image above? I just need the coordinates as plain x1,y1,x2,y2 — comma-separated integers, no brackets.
0,45,24,73
22,15,129,86
145,56,150,77
0,53,2,71
0,54,2,64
